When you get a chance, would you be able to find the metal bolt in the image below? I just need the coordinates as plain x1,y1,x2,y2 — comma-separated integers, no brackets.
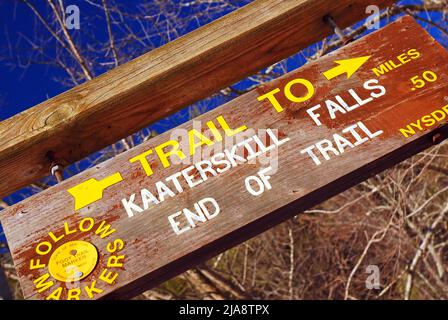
432,133,446,145
323,15,353,45
46,151,64,183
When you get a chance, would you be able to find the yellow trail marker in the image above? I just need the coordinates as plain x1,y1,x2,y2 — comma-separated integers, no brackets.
67,173,123,210
323,56,371,80
48,240,98,282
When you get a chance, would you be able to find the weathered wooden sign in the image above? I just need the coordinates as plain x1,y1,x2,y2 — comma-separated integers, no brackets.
1,16,447,300
0,0,395,198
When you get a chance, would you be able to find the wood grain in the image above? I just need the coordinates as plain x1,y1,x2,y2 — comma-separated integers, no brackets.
0,0,395,198
1,16,447,300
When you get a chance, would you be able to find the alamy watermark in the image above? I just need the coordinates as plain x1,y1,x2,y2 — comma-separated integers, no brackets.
365,265,381,290
366,5,381,30
168,120,283,174
65,5,80,30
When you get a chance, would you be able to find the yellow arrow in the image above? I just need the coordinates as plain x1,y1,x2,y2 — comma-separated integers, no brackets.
323,56,371,80
67,172,123,210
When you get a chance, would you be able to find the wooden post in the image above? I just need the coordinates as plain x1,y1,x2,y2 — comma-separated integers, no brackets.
0,0,395,198
1,16,447,300
0,266,12,300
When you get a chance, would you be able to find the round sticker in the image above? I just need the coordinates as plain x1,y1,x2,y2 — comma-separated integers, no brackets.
48,240,98,283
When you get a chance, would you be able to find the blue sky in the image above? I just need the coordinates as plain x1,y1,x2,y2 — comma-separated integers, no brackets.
0,0,253,120
0,0,446,250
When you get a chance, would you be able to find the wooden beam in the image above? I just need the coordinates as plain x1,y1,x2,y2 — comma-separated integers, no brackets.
1,16,447,300
0,0,395,197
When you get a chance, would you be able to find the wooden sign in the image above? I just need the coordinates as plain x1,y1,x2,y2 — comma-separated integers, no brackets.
0,0,395,198
1,16,447,300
